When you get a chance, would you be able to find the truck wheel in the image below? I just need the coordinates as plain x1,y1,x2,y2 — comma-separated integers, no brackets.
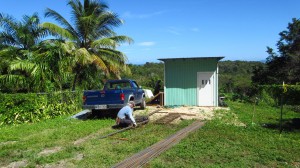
140,98,146,109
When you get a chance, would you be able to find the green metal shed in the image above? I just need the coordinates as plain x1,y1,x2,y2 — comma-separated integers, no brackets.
158,57,224,107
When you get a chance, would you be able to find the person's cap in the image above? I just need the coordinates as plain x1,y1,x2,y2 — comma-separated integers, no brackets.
128,101,135,107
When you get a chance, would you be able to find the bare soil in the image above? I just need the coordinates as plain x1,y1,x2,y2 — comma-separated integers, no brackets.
135,105,228,124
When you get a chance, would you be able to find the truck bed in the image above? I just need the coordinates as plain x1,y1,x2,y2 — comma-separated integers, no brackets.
82,79,146,111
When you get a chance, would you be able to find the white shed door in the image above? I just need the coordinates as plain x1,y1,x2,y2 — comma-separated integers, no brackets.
197,72,214,106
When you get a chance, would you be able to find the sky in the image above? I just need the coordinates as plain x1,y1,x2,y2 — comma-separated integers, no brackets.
0,0,300,64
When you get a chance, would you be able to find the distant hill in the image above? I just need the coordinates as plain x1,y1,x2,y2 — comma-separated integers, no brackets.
218,60,264,93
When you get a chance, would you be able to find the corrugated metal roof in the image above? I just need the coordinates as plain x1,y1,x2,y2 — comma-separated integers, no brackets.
158,56,224,62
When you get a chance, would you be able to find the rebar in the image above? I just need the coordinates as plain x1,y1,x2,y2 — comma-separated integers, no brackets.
99,120,149,139
112,120,205,168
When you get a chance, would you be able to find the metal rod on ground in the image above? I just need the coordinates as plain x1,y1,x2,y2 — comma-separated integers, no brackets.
112,121,205,168
99,120,149,139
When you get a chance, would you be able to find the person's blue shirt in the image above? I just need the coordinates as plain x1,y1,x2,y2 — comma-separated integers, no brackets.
117,105,136,125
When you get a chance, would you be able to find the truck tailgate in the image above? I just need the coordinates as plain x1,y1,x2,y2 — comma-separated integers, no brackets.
83,90,124,105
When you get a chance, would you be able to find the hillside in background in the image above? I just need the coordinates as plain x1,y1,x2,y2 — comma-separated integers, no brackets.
218,60,264,94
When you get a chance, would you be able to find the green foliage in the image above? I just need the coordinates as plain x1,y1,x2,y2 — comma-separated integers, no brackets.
253,18,300,84
218,60,263,103
285,105,300,113
257,85,300,106
0,91,82,125
122,62,164,91
219,61,263,96
0,0,132,93
259,88,276,106
43,0,133,90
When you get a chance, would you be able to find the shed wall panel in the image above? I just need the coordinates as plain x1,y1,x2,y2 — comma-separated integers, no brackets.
164,58,218,106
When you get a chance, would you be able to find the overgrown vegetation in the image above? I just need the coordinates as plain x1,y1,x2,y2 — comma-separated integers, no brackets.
0,91,82,125
218,60,264,100
122,62,164,90
0,102,299,167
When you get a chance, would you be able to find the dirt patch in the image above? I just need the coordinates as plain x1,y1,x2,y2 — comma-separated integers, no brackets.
38,146,62,157
5,160,27,168
0,141,17,146
214,109,246,127
39,153,84,168
135,106,228,124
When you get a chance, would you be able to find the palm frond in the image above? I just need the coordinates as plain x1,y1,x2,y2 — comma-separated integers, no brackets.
41,22,76,41
0,74,28,91
0,13,18,35
97,48,128,64
74,47,94,65
97,12,123,29
91,38,117,49
9,60,35,72
109,36,133,44
91,54,108,74
92,35,133,49
44,8,77,36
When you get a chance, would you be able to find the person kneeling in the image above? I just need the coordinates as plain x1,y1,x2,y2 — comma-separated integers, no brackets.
115,101,137,128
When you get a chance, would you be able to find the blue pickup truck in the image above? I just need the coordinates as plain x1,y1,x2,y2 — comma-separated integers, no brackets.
82,79,146,112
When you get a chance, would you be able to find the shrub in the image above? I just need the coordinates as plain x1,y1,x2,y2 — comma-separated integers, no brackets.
0,91,82,125
258,85,300,106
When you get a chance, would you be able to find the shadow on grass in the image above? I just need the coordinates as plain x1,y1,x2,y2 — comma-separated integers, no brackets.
71,109,118,120
262,118,300,132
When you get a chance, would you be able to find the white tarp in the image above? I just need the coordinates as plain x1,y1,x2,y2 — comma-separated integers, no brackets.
143,89,154,98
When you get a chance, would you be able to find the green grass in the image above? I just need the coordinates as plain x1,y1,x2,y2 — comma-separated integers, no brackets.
0,113,193,167
1,102,300,167
150,102,300,167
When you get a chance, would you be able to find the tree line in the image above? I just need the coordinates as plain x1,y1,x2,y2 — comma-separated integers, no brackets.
0,0,132,93
252,18,300,85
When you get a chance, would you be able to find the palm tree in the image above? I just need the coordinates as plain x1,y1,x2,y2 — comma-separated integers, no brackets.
0,13,48,52
42,0,133,90
0,13,51,92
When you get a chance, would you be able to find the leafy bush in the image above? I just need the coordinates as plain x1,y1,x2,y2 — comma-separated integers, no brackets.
258,85,300,106
0,91,82,125
285,105,300,113
259,88,276,106
226,84,300,106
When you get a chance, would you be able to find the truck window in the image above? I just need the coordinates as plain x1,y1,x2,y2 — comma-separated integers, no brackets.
105,81,132,89
132,81,139,89
122,82,131,89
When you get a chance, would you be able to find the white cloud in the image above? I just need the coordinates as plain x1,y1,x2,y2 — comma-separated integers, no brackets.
138,41,156,46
